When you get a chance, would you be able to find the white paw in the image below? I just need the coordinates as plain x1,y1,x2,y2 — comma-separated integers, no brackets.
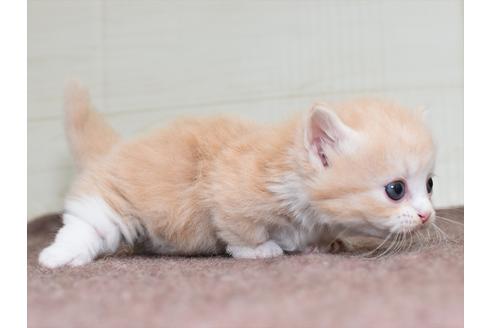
227,240,284,259
38,244,93,269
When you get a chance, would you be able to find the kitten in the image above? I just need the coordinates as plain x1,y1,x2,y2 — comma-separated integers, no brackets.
38,82,436,268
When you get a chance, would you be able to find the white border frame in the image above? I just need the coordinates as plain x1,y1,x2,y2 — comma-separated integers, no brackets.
0,0,27,327
465,1,492,327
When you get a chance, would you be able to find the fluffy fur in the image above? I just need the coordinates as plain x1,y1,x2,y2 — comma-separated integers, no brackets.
39,82,436,268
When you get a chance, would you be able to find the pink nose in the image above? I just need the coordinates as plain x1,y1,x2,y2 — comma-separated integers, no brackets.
418,212,431,223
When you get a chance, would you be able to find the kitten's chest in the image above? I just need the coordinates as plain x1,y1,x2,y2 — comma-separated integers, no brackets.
270,221,321,252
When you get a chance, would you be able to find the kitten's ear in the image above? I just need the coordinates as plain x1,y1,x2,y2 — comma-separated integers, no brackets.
304,104,359,169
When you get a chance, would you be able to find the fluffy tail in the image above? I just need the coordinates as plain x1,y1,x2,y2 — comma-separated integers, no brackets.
64,81,119,169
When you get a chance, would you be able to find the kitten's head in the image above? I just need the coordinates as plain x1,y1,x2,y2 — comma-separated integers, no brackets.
302,100,436,238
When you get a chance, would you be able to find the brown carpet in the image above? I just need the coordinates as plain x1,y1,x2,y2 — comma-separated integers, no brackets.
28,208,463,328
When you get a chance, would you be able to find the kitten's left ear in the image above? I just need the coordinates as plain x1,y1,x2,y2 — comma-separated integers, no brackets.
304,103,360,169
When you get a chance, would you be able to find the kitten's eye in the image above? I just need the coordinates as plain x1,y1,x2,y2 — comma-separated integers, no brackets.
426,177,433,193
385,180,405,201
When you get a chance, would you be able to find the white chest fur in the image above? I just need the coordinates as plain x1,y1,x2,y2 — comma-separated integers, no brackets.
267,172,328,252
270,222,320,252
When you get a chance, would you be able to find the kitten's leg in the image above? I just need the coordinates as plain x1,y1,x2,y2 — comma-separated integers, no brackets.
38,196,129,268
215,216,284,259
313,238,354,254
328,238,354,253
226,240,283,259
308,225,355,254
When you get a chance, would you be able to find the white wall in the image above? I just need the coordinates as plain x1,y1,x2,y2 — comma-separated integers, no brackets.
28,0,463,220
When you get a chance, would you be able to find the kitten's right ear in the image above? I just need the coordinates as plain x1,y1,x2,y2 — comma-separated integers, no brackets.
304,103,359,169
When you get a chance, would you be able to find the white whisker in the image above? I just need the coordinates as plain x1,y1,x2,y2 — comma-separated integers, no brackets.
359,233,393,258
376,233,399,259
435,215,464,226
395,232,406,254
432,223,450,243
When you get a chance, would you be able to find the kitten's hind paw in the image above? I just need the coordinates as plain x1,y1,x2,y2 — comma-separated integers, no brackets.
226,240,284,259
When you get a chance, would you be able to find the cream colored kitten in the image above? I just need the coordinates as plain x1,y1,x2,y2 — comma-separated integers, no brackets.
39,83,436,268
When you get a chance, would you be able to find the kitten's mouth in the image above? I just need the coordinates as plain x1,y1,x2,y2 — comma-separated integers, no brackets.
391,215,435,235
332,216,432,239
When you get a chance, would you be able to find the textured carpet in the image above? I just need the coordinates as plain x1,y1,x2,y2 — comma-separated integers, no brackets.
27,208,463,328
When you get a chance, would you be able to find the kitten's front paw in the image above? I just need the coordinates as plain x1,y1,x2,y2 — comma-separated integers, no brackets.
325,238,354,254
227,240,284,259
38,244,93,268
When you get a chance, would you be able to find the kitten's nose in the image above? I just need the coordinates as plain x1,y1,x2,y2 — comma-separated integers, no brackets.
418,212,431,223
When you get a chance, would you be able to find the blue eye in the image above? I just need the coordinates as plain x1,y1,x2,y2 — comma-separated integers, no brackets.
385,180,405,201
